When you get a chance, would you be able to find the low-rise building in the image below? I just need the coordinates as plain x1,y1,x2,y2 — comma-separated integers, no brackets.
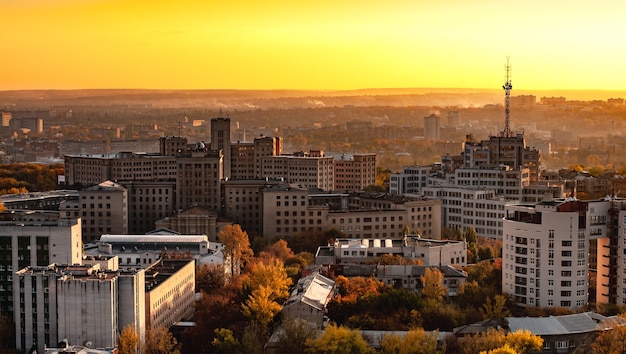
282,272,335,328
339,264,467,297
315,237,466,267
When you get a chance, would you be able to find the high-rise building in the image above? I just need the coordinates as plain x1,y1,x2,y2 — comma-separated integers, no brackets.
424,114,441,141
176,147,223,211
502,199,609,310
210,117,231,179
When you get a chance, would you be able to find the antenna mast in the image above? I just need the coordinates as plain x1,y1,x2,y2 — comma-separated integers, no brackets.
502,57,512,137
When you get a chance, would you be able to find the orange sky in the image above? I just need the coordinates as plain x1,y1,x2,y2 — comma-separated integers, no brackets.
2,0,625,91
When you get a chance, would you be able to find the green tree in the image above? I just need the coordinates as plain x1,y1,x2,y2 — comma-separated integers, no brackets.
380,328,442,354
211,328,241,354
305,323,374,354
117,325,139,354
144,326,180,354
218,224,254,277
421,268,446,302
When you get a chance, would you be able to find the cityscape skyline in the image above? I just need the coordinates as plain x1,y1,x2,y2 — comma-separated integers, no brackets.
3,0,625,91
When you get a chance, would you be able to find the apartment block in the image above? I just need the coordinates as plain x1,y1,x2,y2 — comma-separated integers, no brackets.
502,199,610,310
261,150,334,191
15,258,194,353
329,153,377,192
262,184,441,241
0,215,82,329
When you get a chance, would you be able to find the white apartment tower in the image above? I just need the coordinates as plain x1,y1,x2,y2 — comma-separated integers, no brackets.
502,199,608,310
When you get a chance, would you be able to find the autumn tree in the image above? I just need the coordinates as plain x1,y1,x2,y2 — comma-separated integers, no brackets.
241,285,284,326
480,295,511,320
196,262,226,294
458,328,506,354
479,344,517,354
305,323,375,354
144,326,180,354
504,330,543,354
421,267,446,302
592,314,626,354
218,224,253,277
117,325,139,354
272,317,318,354
458,328,542,354
379,328,442,354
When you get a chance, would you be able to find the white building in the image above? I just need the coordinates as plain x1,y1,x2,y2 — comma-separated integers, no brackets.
423,186,513,238
502,199,610,310
315,236,467,267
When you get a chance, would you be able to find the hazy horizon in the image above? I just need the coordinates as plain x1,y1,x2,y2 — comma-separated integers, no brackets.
3,1,625,92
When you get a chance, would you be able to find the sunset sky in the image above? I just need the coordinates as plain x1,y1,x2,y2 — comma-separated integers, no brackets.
2,0,625,91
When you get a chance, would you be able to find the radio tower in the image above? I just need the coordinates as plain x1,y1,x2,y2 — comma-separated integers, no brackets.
502,57,513,137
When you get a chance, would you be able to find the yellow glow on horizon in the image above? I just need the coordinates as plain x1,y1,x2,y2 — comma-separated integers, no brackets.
2,0,626,91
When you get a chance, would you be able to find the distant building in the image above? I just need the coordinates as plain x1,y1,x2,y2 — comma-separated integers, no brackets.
424,114,441,140
0,190,78,211
210,117,231,179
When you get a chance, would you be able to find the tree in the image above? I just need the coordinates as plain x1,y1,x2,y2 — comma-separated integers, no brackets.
144,326,180,354
479,344,517,354
196,262,226,294
459,328,506,354
421,268,446,302
117,325,139,354
241,285,284,326
505,330,543,354
379,328,441,354
211,328,241,354
273,317,318,354
244,257,292,302
260,239,294,262
592,315,626,354
218,224,253,277
305,323,375,354
480,295,511,320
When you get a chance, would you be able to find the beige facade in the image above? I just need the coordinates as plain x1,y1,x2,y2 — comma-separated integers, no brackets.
121,180,176,234
176,150,223,211
331,153,377,192
64,153,177,187
222,179,281,237
261,150,334,191
66,181,128,243
154,206,218,241
145,259,195,329
230,136,282,180
262,185,442,240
